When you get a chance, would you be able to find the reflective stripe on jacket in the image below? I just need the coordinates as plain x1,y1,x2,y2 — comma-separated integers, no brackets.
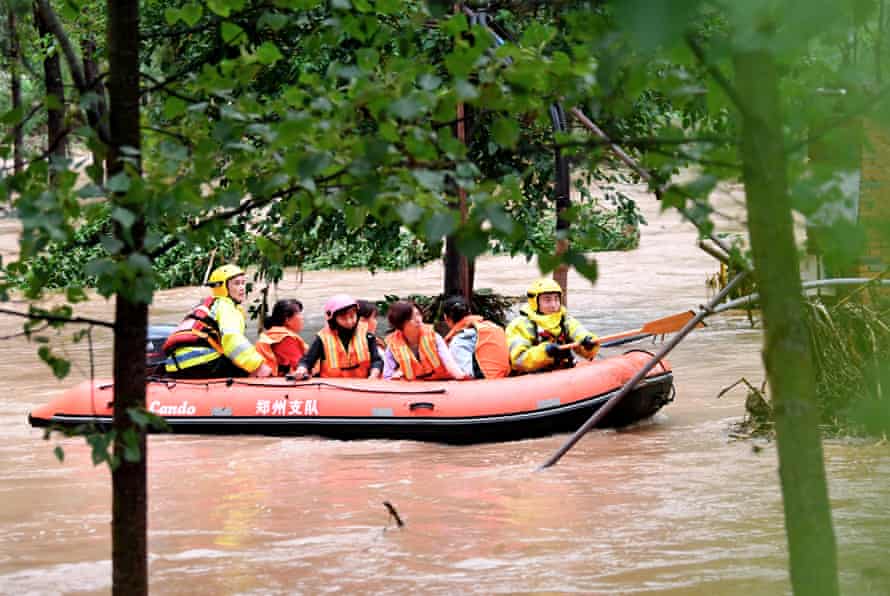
387,324,450,380
505,307,598,373
443,315,510,379
317,321,371,378
256,327,308,375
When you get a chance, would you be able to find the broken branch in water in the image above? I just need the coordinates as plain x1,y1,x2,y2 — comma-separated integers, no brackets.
383,501,404,528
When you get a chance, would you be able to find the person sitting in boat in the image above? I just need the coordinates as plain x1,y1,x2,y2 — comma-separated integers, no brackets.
442,296,510,379
383,300,470,380
357,299,386,350
505,278,598,374
255,299,308,377
163,264,273,379
294,294,383,379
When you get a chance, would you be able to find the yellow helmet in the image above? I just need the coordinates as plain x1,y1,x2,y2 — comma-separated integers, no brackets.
207,264,245,298
527,278,563,313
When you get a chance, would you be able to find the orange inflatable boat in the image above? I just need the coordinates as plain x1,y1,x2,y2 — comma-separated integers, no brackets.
28,350,673,443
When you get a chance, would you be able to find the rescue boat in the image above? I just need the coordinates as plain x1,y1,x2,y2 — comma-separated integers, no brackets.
28,350,673,444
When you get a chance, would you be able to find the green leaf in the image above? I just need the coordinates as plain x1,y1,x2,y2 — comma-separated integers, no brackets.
566,251,598,283
206,0,233,17
163,7,180,25
111,207,136,231
423,211,458,239
106,172,131,193
163,96,188,120
615,0,702,51
455,80,478,101
221,22,245,44
54,446,64,462
492,118,520,149
412,170,444,192
356,48,379,71
441,13,468,36
418,73,442,91
87,432,114,468
66,287,87,303
389,97,423,120
122,429,142,463
180,3,203,26
256,41,284,65
397,202,424,224
258,11,289,30
456,227,489,260
45,93,64,111
38,346,71,380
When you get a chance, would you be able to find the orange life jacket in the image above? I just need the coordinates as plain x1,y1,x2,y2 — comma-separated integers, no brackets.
444,315,510,379
317,322,371,378
256,327,308,375
388,325,450,381
162,296,223,355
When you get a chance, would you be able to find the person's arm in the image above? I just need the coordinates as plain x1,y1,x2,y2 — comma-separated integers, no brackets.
294,337,324,377
217,299,269,376
366,333,382,379
382,346,399,379
434,334,469,379
506,317,553,372
448,329,477,378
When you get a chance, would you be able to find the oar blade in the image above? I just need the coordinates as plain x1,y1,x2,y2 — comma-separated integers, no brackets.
639,310,703,335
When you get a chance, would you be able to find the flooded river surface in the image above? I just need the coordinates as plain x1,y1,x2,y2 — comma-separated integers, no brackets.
1,187,888,595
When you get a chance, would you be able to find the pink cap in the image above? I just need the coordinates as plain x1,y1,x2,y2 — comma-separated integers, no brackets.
324,294,357,320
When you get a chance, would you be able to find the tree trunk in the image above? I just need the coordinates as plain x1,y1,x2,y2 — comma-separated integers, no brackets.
34,3,68,170
443,95,474,303
734,50,839,596
106,0,147,594
550,104,571,302
82,36,107,183
7,9,23,174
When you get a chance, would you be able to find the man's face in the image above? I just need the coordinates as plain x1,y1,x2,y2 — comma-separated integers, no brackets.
537,292,562,314
226,275,247,303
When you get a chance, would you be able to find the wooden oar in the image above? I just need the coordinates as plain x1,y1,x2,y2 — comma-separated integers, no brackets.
557,310,704,350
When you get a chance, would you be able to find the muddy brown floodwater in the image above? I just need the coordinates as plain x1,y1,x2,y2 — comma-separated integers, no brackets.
0,184,888,595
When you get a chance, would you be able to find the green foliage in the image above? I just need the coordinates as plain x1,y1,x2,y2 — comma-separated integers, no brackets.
44,407,170,470
730,297,890,438
807,299,890,436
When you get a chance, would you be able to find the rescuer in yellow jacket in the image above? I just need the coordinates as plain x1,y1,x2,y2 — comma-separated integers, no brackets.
505,278,599,373
163,264,272,379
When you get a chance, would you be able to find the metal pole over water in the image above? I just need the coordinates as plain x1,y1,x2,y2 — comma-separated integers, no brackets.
539,271,749,469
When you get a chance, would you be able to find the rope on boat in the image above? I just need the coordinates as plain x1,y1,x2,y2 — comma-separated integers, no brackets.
144,376,447,395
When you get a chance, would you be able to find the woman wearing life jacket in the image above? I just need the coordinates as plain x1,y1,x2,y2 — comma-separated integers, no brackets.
294,294,383,379
383,300,469,381
163,264,273,378
505,278,598,374
255,299,308,376
442,296,510,379
357,299,387,350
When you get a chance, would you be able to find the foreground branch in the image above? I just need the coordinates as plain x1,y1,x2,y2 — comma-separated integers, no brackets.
0,307,115,329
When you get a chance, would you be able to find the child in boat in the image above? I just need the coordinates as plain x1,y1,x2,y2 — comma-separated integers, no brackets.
505,278,598,373
442,296,510,379
255,299,308,377
294,294,383,379
383,300,469,380
357,299,386,349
